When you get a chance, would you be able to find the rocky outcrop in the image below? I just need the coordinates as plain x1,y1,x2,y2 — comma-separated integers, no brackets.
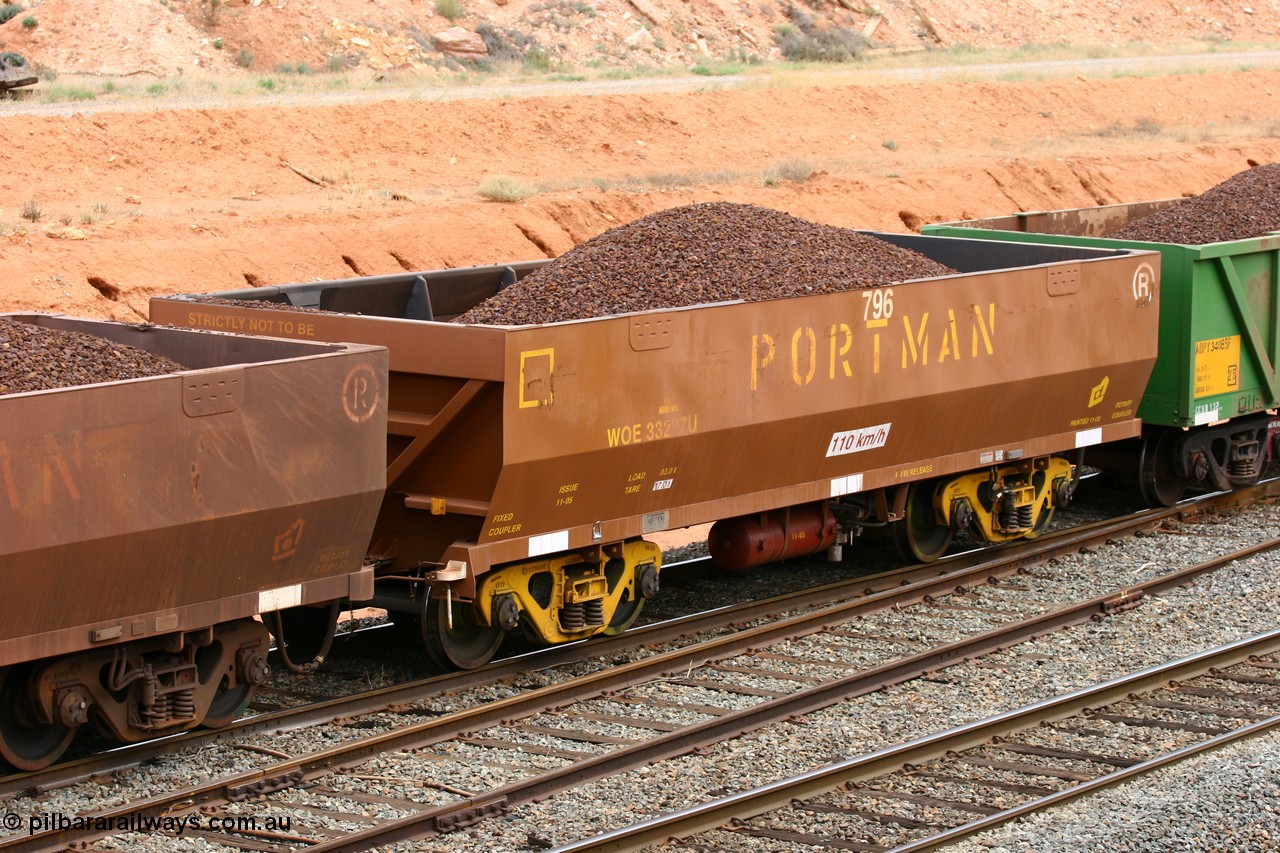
432,27,488,61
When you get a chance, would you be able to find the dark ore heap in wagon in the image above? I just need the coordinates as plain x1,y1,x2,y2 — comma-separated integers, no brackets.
0,318,186,395
1107,163,1280,245
192,296,322,313
456,202,958,325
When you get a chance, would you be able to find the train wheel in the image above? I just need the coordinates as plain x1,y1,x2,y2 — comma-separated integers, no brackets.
422,597,504,670
602,591,645,636
202,681,254,729
1139,428,1187,507
893,478,952,563
268,602,340,673
0,666,74,771
1024,505,1055,539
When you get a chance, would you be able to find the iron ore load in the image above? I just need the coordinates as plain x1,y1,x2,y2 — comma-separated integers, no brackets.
925,163,1280,506
0,315,388,770
151,202,1162,671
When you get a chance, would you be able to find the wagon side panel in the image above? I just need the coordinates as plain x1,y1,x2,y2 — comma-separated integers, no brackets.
0,316,388,667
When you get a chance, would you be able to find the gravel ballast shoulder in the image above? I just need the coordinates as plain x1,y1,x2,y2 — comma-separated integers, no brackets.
947,728,1280,852
386,502,1280,853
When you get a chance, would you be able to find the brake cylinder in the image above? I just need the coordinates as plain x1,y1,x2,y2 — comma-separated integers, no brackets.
708,503,838,571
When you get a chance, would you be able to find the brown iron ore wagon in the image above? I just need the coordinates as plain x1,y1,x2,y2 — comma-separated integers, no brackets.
0,315,387,770
150,222,1161,671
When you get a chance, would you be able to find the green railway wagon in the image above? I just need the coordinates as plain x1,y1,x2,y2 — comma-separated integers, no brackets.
924,200,1280,507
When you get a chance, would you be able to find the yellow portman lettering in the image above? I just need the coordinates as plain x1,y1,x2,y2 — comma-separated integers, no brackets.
751,302,997,390
900,305,997,368
896,464,934,478
1070,416,1102,426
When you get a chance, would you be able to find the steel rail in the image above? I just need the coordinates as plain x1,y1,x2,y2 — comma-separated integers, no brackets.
547,628,1280,853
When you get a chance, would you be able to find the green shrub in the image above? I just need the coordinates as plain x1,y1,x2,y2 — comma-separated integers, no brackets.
236,48,254,68
523,47,552,71
477,175,538,202
20,14,35,28
774,6,866,62
690,62,746,77
0,5,21,25
773,156,815,182
475,22,546,67
46,85,96,102
435,0,464,23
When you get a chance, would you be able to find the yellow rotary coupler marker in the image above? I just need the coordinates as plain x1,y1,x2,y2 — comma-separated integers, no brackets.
936,458,1073,544
474,539,662,645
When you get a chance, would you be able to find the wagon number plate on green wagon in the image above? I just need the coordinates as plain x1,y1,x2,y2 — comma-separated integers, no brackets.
1194,335,1241,398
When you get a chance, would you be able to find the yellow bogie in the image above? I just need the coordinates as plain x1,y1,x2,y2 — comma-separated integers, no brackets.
936,457,1072,545
475,539,661,645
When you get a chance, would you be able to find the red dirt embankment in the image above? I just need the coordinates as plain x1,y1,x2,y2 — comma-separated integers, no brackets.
0,64,1276,321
